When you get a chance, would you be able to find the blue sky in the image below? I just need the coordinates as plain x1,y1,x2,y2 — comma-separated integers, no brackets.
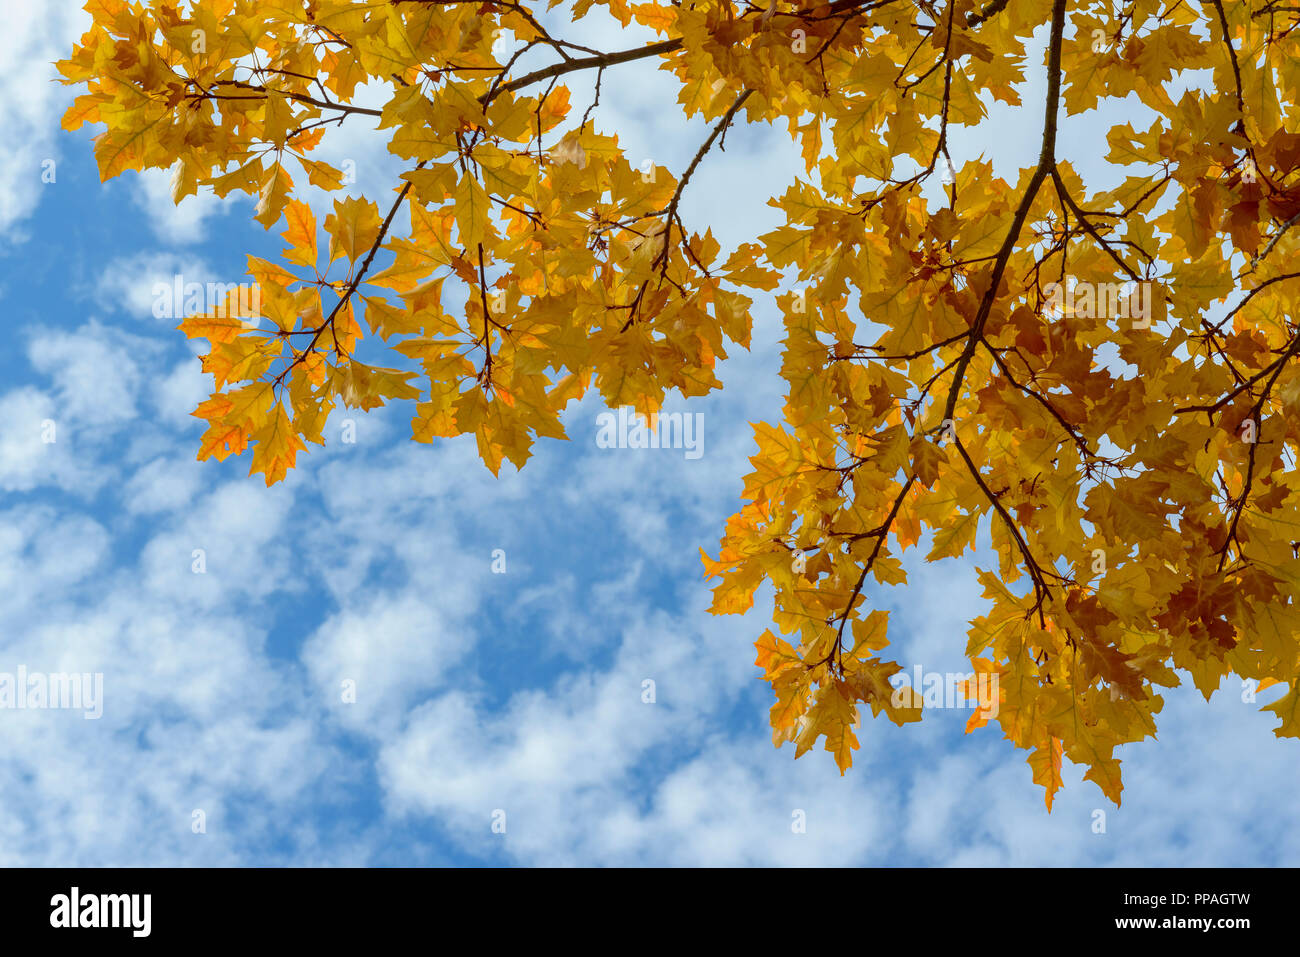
0,0,1297,866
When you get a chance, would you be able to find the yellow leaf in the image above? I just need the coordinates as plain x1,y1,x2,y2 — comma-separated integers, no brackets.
281,199,317,269
325,195,381,263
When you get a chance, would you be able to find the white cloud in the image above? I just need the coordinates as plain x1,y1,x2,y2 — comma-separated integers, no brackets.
27,321,160,427
0,507,109,611
0,485,343,866
96,251,212,322
150,356,210,430
374,602,868,865
303,592,477,734
122,455,204,515
137,480,297,608
0,0,88,239
132,166,238,244
0,387,99,493
1,0,1297,869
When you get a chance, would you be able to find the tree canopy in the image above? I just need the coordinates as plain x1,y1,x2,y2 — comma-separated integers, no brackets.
58,0,1300,808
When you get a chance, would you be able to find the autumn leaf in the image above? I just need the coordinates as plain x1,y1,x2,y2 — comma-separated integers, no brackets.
58,0,1300,810
907,434,946,488
325,196,381,263
1028,738,1065,812
281,199,318,269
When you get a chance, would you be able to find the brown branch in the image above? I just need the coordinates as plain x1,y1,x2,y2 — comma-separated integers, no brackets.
1249,210,1300,270
939,0,1068,426
1052,171,1145,282
951,434,1054,624
967,0,1012,27
475,243,495,388
1215,333,1300,568
481,0,900,107
1211,0,1246,116
203,79,382,118
980,340,1102,462
483,38,683,106
273,165,425,389
653,89,754,275
820,475,917,672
